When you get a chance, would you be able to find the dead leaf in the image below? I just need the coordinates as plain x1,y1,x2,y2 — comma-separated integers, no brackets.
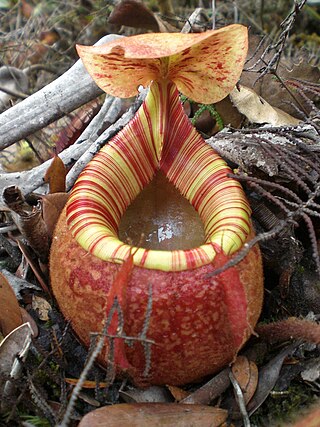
32,295,52,321
108,0,161,32
17,241,50,294
194,108,217,135
108,0,178,33
300,357,320,383
230,85,301,126
241,34,320,117
0,269,41,299
0,272,23,337
120,386,172,404
247,342,300,416
231,356,258,404
54,99,101,154
0,323,33,409
3,186,50,264
21,0,34,19
256,317,320,345
180,367,231,405
78,403,228,427
166,385,190,402
44,155,66,194
42,192,69,239
215,96,243,129
20,307,38,338
65,378,108,389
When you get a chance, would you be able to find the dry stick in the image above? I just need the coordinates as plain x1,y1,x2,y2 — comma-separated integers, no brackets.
229,371,250,427
0,85,28,99
0,94,139,207
58,314,113,427
181,8,206,33
212,0,216,29
0,34,123,148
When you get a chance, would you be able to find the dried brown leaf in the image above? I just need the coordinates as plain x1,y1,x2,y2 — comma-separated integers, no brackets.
242,35,320,116
3,186,50,264
0,272,23,337
230,85,301,126
78,403,228,427
44,155,66,194
17,241,50,294
19,307,38,338
54,100,101,154
215,96,243,129
166,385,190,402
180,368,231,405
21,0,34,18
65,378,108,389
108,0,161,32
231,356,258,404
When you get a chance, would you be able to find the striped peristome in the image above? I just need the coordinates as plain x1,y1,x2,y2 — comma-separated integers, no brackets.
66,80,251,271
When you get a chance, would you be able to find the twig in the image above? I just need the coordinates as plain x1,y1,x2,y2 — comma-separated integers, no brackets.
229,371,251,427
0,94,140,206
181,8,208,33
212,0,216,29
58,306,114,427
0,85,28,99
0,34,123,148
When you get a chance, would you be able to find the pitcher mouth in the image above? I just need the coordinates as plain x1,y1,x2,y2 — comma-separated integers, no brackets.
66,81,251,272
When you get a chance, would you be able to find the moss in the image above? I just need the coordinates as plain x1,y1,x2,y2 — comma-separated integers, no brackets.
20,415,51,427
251,382,318,426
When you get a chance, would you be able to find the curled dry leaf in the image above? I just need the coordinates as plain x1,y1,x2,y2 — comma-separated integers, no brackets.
3,186,50,264
0,271,23,337
108,0,178,33
231,356,258,405
230,85,301,126
17,241,50,294
78,403,228,427
44,155,66,194
215,97,243,129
